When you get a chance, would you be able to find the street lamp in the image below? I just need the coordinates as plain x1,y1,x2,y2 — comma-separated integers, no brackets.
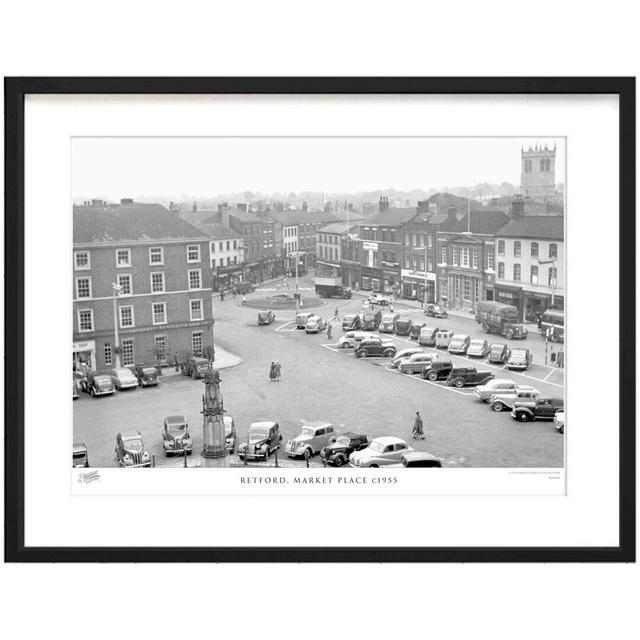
111,282,122,368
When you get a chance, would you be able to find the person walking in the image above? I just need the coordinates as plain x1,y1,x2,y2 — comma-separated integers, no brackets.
242,294,247,304
269,362,276,382
412,411,425,440
334,307,339,321
326,322,333,341
275,361,282,381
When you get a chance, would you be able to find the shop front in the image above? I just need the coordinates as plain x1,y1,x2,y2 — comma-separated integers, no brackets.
72,339,96,374
213,263,244,291
360,265,383,292
341,260,361,289
401,269,436,302
495,285,524,320
522,291,564,322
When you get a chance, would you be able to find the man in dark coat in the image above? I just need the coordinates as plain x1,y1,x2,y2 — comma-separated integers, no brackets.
413,411,425,439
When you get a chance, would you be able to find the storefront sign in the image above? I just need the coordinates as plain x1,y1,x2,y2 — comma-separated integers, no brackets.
72,340,95,352
362,241,378,251
401,269,436,281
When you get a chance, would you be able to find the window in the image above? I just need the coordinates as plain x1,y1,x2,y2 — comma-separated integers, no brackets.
530,265,539,284
427,256,434,272
233,256,238,264
227,257,231,266
75,276,92,299
121,339,134,366
150,271,165,293
74,250,90,270
461,247,470,267
211,258,216,267
154,335,167,359
472,250,478,269
219,242,224,251
474,278,479,301
152,302,167,325
116,248,131,268
441,246,447,264
117,273,132,295
149,247,164,265
233,240,237,250
78,309,94,332
513,264,521,281
192,332,203,356
497,240,505,256
454,276,460,299
226,241,230,251
104,342,112,366
404,256,411,269
428,235,433,248
190,299,204,321
187,244,201,262
531,242,539,258
119,305,134,328
188,269,202,290
549,243,558,258
453,247,459,265
487,250,494,270
210,241,216,253
463,277,472,302
498,262,505,279
548,267,558,286
513,241,521,257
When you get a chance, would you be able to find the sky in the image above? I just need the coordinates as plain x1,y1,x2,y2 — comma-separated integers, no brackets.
72,137,565,201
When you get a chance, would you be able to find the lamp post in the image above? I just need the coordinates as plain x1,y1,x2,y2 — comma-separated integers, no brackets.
111,282,122,368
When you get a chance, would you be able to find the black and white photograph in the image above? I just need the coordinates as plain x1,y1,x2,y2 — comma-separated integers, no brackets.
71,136,566,475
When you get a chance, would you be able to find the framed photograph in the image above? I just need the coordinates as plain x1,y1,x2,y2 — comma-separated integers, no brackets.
5,77,635,562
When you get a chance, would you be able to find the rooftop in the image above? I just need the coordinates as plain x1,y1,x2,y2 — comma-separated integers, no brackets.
317,220,365,234
497,216,564,240
270,209,338,225
440,209,511,235
364,208,419,226
194,222,244,240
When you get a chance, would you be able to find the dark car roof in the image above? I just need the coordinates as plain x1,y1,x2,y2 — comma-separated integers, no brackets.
341,432,367,440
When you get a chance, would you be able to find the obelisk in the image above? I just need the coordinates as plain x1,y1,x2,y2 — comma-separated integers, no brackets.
200,365,229,467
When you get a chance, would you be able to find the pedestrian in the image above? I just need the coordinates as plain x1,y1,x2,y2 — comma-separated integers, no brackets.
242,294,247,304
335,307,339,321
220,289,225,301
412,411,425,440
232,287,237,298
269,362,276,382
557,349,564,368
390,302,394,313
326,322,333,340
275,361,282,381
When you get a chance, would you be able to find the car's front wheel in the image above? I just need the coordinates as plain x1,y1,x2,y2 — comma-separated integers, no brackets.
454,378,465,388
505,330,514,340
90,387,95,397
427,371,438,381
516,412,530,422
492,401,504,412
355,350,365,358
333,455,344,467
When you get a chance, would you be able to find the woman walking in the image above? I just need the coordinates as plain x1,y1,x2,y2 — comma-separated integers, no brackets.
275,362,282,381
269,362,276,382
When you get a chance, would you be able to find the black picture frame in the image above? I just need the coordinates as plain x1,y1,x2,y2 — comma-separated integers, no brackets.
4,77,635,563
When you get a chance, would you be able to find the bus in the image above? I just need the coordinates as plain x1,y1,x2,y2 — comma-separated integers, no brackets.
540,309,564,342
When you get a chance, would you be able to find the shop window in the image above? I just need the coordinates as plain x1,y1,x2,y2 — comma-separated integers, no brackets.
104,343,112,366
192,332,203,356
121,339,134,366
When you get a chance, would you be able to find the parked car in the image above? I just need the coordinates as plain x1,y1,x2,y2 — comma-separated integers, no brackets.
435,329,454,349
554,410,565,434
387,451,442,468
284,422,336,458
448,334,471,355
238,421,282,461
342,314,362,331
418,325,439,346
258,309,275,325
115,430,152,467
338,331,373,349
134,364,159,387
181,356,210,379
488,343,511,364
390,347,424,369
446,367,494,388
72,442,89,468
355,337,397,358
467,339,491,358
320,432,369,466
305,315,327,333
349,436,414,468
295,311,316,329
82,372,115,397
398,352,437,375
489,387,540,412
409,321,427,340
367,292,391,306
223,415,237,452
511,397,565,422
473,378,520,402
506,348,533,371
379,312,400,333
361,310,382,330
425,303,448,318
394,316,414,336
162,415,193,456
110,367,138,390
421,359,454,381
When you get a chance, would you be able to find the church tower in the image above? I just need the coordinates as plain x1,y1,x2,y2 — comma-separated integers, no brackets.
520,143,556,199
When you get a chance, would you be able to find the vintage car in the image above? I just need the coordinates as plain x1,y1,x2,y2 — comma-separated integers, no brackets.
435,329,454,349
367,292,391,306
295,311,316,329
379,312,400,333
342,314,362,331
467,339,491,358
418,325,439,346
511,397,565,422
554,410,565,434
504,323,528,340
448,334,471,355
110,367,138,390
421,359,454,381
257,309,276,325
409,320,427,340
398,352,437,375
238,421,282,461
361,310,382,330
115,430,152,467
284,422,336,458
387,451,442,468
473,378,520,402
82,372,115,397
320,432,369,467
134,364,159,387
390,347,424,369
425,303,448,319
446,367,494,388
355,337,397,359
349,436,414,468
506,348,533,371
489,387,540,412
162,415,193,456
338,331,374,349
488,343,511,364
394,316,413,336
181,356,210,379
305,315,327,333
224,415,237,452
72,442,89,468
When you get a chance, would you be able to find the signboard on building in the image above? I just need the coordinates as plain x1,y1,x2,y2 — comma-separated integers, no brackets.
72,340,95,353
401,269,436,281
362,242,378,251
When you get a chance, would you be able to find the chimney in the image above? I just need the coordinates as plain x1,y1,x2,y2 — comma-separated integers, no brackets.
120,198,134,205
192,201,198,212
512,194,525,218
417,200,429,213
379,196,389,213
302,201,308,212
237,203,248,212
447,204,457,221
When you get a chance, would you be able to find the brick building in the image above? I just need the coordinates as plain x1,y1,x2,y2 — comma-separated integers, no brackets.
315,220,365,280
194,221,245,291
72,201,213,372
